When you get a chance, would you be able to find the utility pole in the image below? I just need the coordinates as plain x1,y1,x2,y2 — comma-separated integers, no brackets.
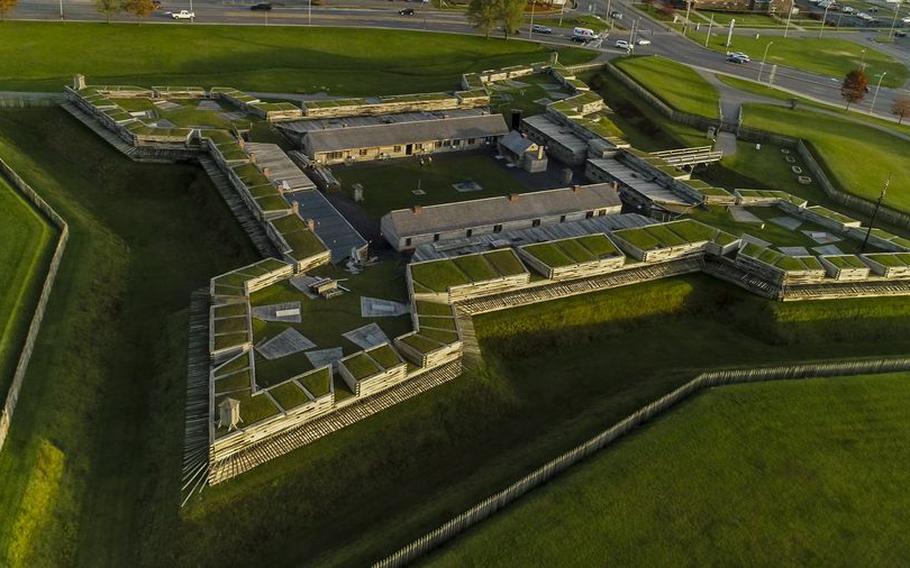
308,0,312,25
59,0,64,20
818,3,831,39
558,0,565,26
189,0,194,22
871,72,888,112
860,48,867,70
705,14,714,47
784,0,794,37
860,176,890,253
725,18,735,47
758,41,773,82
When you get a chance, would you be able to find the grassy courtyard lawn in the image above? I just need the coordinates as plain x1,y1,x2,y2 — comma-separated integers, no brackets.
0,179,55,400
0,107,258,566
182,274,910,567
695,9,780,27
249,261,412,387
334,152,530,219
613,56,720,118
692,33,907,87
490,73,573,118
741,104,910,214
428,372,910,566
0,22,595,94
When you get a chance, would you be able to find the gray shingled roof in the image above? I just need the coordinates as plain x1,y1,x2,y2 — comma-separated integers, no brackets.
499,130,536,155
383,184,623,237
304,114,509,153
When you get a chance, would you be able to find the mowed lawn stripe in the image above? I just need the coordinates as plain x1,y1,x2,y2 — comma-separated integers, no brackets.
0,178,55,398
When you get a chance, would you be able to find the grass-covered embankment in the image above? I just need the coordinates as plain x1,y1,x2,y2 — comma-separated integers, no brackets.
428,371,910,566
0,22,595,94
614,55,720,119
0,107,258,567
0,178,55,399
741,104,910,214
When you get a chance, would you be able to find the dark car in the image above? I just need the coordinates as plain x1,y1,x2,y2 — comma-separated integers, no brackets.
399,8,415,15
250,2,272,10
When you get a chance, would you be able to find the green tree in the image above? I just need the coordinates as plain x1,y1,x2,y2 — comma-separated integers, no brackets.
124,0,156,22
0,0,18,22
840,68,868,111
94,0,122,23
466,0,498,38
496,0,527,39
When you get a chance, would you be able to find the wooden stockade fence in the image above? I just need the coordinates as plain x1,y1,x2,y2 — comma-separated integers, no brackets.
181,289,213,506
373,356,910,567
0,157,69,452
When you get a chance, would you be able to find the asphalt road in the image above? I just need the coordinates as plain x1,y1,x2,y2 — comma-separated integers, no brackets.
7,0,910,120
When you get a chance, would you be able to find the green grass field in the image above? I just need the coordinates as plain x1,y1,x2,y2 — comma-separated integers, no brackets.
0,107,258,567
428,372,910,566
741,104,910,214
334,152,531,219
0,179,55,401
691,33,907,87
0,22,595,94
614,56,720,118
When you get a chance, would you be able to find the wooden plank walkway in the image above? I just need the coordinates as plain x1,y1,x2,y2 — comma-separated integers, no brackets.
208,360,463,485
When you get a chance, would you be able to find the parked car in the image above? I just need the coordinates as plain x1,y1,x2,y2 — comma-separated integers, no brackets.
531,24,553,34
636,38,651,46
727,53,750,64
615,39,631,50
250,3,272,10
399,7,415,15
170,9,194,19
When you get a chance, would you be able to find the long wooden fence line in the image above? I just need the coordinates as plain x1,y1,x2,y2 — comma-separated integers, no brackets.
0,157,69,451
373,356,910,567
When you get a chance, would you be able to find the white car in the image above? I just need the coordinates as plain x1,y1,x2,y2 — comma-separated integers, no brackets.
615,40,631,50
726,51,751,62
902,16,910,23
842,6,855,13
170,9,195,19
636,38,651,46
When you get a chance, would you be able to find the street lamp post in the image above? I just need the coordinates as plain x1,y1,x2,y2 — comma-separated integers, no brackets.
308,0,312,26
758,41,774,82
59,0,64,20
888,0,903,40
818,3,831,38
784,0,794,38
871,72,888,112
683,0,695,36
705,14,714,47
528,0,536,39
189,0,194,22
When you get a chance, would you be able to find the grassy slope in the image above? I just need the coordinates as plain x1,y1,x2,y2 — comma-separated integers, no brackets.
0,22,595,94
428,372,910,566
0,179,54,398
692,32,906,88
614,55,720,118
181,274,910,567
741,104,910,213
0,107,258,567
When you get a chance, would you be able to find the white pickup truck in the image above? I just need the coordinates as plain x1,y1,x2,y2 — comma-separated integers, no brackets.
170,9,195,19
